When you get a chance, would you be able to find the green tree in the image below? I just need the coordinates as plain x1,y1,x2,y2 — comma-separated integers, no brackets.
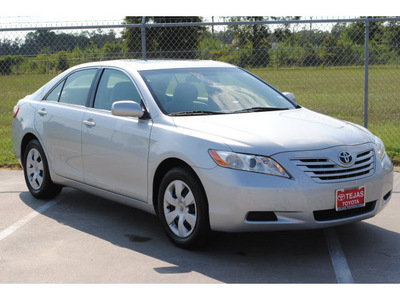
198,36,229,60
383,20,400,55
228,17,272,67
0,39,21,56
70,46,84,66
122,17,142,58
331,22,347,39
122,16,205,59
228,16,302,67
84,42,101,61
17,29,119,57
0,56,15,75
341,17,385,45
320,34,339,65
56,51,69,71
101,42,127,60
335,34,363,66
269,16,301,43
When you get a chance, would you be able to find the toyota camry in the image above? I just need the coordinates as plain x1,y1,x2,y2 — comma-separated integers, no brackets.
12,60,394,248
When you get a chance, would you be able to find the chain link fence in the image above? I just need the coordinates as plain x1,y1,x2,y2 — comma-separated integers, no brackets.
1,17,399,166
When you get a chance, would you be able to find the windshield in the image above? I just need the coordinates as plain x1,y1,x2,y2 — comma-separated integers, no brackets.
139,67,297,115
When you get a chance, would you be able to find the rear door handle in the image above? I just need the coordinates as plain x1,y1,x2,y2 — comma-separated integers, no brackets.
38,108,47,116
83,119,96,127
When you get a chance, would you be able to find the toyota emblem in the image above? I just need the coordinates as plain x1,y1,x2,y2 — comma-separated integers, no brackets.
338,151,353,165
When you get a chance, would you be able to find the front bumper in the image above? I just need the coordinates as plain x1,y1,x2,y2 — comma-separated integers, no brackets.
195,145,394,232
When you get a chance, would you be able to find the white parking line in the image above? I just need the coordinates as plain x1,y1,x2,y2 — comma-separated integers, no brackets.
324,227,354,283
0,199,59,242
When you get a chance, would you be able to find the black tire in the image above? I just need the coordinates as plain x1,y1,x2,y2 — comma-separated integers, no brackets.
23,139,62,199
158,166,210,248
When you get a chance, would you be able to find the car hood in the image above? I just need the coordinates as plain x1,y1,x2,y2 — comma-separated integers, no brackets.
171,108,374,155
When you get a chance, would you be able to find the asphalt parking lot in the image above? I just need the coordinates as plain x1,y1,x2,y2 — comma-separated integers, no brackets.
0,169,399,284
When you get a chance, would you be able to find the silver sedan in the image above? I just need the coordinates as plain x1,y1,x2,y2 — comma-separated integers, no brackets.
12,60,394,248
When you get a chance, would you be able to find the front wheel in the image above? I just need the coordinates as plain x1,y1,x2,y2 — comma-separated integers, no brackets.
158,167,210,248
23,139,62,199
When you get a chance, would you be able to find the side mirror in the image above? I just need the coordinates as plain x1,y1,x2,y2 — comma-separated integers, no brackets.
283,92,296,102
112,101,144,118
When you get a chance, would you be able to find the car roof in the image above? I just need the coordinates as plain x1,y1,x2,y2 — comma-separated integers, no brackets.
75,59,236,71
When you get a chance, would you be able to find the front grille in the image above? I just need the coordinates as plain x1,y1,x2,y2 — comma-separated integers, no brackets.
291,149,375,183
314,201,376,221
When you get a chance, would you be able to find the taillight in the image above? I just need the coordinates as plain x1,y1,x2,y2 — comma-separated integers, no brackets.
13,105,20,118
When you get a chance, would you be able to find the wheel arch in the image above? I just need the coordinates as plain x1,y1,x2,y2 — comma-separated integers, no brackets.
20,133,40,168
152,158,209,215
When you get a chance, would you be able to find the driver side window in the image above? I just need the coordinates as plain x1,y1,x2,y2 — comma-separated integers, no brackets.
94,69,141,111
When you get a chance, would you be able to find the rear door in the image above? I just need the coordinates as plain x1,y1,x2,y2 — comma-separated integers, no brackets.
35,68,99,181
81,68,152,201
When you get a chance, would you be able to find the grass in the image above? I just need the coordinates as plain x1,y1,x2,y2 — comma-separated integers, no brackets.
0,66,399,167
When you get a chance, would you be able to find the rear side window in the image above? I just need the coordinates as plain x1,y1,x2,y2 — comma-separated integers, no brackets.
45,81,65,102
57,69,97,106
94,69,141,111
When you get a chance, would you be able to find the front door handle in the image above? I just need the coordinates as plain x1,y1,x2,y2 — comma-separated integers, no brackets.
38,108,47,116
83,119,96,127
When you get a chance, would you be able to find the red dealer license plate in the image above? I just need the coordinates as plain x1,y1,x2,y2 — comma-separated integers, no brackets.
336,186,366,211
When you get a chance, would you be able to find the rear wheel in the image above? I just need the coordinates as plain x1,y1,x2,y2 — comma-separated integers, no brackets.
158,167,210,248
23,139,62,199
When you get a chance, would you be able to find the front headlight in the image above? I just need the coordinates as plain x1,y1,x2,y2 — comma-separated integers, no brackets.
374,136,386,161
209,150,290,178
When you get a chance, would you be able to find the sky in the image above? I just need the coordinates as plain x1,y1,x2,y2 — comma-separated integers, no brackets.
1,0,398,27
1,0,397,43
0,16,125,27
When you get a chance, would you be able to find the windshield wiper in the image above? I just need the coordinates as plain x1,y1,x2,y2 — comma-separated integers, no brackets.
169,110,227,116
233,107,290,113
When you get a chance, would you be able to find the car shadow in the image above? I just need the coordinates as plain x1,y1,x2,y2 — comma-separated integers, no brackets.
19,187,400,283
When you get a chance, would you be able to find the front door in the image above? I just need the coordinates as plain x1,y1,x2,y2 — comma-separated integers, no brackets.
81,68,152,201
